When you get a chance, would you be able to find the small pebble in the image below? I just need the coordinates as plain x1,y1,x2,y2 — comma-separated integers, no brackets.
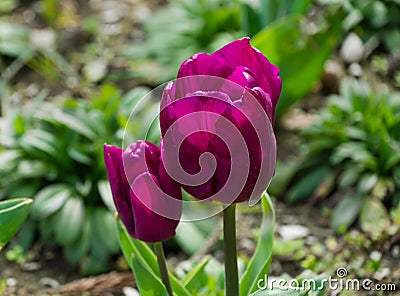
340,33,364,63
83,59,107,82
373,267,390,281
30,29,56,49
21,262,41,271
348,63,363,77
278,224,309,241
123,286,140,296
240,238,255,250
305,235,319,245
6,278,18,287
39,277,60,289
370,251,382,261
391,245,400,258
100,8,123,23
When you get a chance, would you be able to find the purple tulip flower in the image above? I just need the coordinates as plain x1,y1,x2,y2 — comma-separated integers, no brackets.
160,37,281,204
104,141,182,242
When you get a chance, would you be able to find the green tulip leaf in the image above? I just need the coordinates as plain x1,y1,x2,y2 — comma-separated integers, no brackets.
116,219,191,296
240,193,275,296
0,198,33,250
131,254,168,296
182,255,211,292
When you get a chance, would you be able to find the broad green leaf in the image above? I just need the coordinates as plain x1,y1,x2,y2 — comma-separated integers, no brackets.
0,198,33,249
252,8,345,118
92,208,119,254
80,254,110,276
338,166,364,189
0,21,32,56
0,150,20,174
286,166,331,203
36,106,97,140
116,220,191,296
383,29,400,55
2,181,41,200
289,0,313,15
68,147,92,165
259,0,281,27
54,196,85,246
357,173,378,193
182,256,211,292
360,198,390,239
31,184,71,219
175,219,208,255
131,254,168,296
331,194,363,234
240,193,275,296
0,0,18,13
331,142,376,169
64,217,91,264
268,161,298,197
365,1,388,28
117,219,153,271
19,129,59,158
240,2,263,36
97,181,116,212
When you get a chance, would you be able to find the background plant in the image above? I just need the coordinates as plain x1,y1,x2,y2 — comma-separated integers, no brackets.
122,0,345,121
281,78,400,238
0,84,153,274
121,0,242,84
319,0,400,55
252,5,345,119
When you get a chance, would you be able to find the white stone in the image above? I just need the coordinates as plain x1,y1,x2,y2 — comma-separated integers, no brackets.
278,224,310,241
340,33,364,63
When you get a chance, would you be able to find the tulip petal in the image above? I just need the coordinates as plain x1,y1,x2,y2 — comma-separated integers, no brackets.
123,141,160,185
212,37,282,108
130,172,180,242
177,53,234,79
104,144,135,235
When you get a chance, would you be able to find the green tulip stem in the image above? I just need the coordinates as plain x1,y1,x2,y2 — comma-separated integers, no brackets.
154,241,173,296
223,203,239,296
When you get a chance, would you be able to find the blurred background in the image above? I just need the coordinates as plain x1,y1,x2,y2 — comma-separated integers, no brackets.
0,0,399,294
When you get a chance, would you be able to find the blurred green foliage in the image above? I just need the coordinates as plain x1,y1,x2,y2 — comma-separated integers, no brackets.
253,6,345,119
123,0,344,120
319,0,400,54
241,0,313,36
0,85,152,274
122,0,242,84
281,79,400,238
